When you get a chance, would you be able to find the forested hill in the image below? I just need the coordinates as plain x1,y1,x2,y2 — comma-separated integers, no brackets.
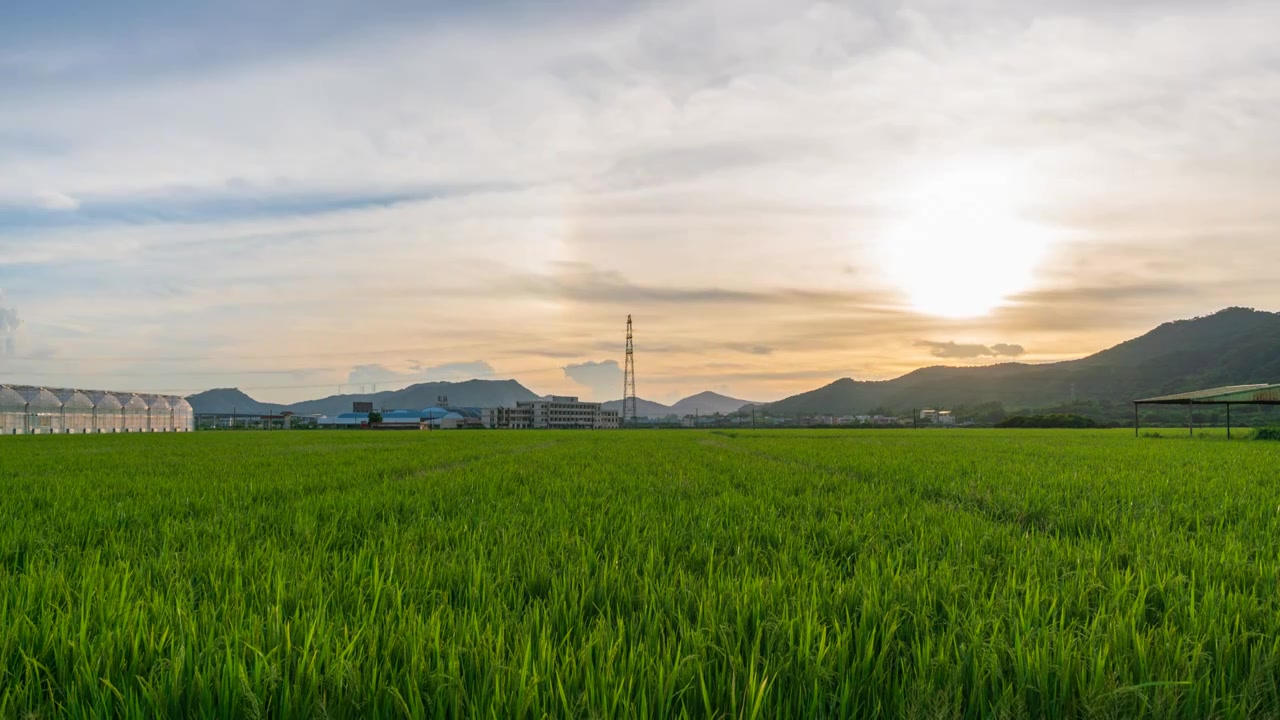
766,307,1280,415
189,379,540,416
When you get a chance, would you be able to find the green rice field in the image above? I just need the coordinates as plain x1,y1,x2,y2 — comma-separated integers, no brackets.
2,429,1279,718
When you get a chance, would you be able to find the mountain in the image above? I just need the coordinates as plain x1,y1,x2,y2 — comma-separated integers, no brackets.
669,391,760,416
766,307,1280,415
189,381,751,419
186,388,285,415
189,379,541,417
285,379,540,416
600,392,762,418
601,397,676,418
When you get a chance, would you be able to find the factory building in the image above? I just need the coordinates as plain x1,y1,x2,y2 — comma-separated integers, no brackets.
318,406,485,429
315,399,618,430
483,396,619,430
0,385,195,434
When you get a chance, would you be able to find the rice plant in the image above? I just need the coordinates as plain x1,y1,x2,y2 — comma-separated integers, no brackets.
1,429,1278,718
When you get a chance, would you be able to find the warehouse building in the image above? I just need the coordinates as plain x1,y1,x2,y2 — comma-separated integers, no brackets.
0,385,195,434
317,412,371,428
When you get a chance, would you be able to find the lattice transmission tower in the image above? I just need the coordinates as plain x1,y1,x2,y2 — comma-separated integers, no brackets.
622,315,637,425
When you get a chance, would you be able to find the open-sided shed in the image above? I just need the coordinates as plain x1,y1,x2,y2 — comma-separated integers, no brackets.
1134,384,1280,437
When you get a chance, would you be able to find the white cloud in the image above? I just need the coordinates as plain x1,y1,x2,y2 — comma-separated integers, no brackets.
33,190,80,211
564,360,624,401
0,294,21,358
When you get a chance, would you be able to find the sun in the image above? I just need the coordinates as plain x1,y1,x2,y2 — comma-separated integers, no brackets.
875,163,1055,318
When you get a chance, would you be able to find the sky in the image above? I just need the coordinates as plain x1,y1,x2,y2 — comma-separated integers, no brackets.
1,0,1278,404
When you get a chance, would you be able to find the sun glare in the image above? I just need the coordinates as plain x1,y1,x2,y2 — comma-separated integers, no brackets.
876,164,1055,318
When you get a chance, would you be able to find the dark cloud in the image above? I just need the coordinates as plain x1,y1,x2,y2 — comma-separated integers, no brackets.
1008,282,1188,306
725,343,774,356
645,368,849,384
563,359,623,401
915,341,1025,359
992,280,1197,333
988,343,1025,357
512,262,886,308
511,348,587,359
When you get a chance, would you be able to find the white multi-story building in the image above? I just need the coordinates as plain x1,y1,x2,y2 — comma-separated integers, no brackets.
920,408,956,426
483,396,619,429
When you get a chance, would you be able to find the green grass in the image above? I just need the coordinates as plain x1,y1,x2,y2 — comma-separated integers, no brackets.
2,429,1280,718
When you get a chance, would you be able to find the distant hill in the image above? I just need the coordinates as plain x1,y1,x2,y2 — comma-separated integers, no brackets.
601,392,762,418
190,379,540,417
601,397,676,418
189,307,1280,420
186,388,284,415
670,392,760,416
286,379,540,416
766,307,1280,415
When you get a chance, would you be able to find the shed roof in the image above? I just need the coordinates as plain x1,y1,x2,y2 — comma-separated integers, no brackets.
1135,384,1280,405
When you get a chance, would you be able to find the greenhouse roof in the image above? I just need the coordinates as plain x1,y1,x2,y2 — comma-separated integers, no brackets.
1135,384,1280,405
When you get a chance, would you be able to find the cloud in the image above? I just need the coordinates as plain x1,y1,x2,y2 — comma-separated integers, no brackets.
988,344,1025,357
422,361,500,382
916,341,1026,359
0,295,20,356
34,191,80,211
0,0,1277,404
346,360,498,387
563,359,624,401
511,262,886,308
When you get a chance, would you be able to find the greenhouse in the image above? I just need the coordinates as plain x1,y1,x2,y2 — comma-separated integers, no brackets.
55,389,96,432
121,393,151,432
0,386,26,434
146,395,174,432
172,397,195,430
21,387,64,433
89,391,125,433
0,385,195,434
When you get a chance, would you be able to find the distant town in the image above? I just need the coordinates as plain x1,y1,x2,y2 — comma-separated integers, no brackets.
194,397,954,432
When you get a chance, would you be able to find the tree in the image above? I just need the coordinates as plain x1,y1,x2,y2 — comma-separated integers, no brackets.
954,401,1008,425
